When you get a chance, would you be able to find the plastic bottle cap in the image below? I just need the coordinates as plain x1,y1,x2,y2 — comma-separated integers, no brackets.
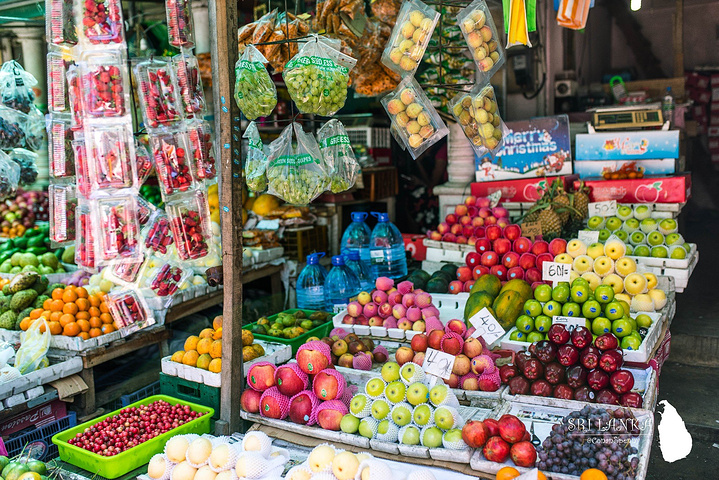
347,250,361,261
306,252,325,265
372,212,389,222
351,212,368,222
331,255,345,266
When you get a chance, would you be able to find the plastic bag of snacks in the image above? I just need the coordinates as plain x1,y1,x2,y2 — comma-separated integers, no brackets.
49,183,77,245
234,45,277,121
381,76,448,159
150,129,198,199
49,115,75,179
457,0,505,83
0,106,26,149
282,37,356,116
8,148,39,186
75,200,96,270
0,61,37,114
134,58,183,129
466,83,507,153
66,64,84,131
380,0,440,78
186,120,216,180
47,51,74,114
173,53,205,119
46,0,78,46
165,189,211,260
106,254,146,286
267,122,328,204
0,150,20,199
106,288,153,331
557,0,590,30
80,0,125,46
141,262,191,307
85,123,137,191
135,138,154,185
80,51,130,119
92,194,141,265
165,0,194,48
143,210,174,255
72,137,91,197
317,119,359,193
24,107,45,151
136,196,155,226
243,122,268,193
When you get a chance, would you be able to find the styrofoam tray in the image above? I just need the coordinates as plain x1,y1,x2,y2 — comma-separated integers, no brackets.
249,246,284,264
423,239,474,264
143,283,211,310
628,243,697,269
0,355,82,401
0,272,75,283
160,341,291,387
503,201,684,219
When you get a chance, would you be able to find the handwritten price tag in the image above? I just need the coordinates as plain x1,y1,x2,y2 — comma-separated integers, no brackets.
542,262,571,284
424,348,455,380
469,307,506,345
521,221,542,241
552,316,587,331
588,200,617,217
488,190,503,208
577,230,600,244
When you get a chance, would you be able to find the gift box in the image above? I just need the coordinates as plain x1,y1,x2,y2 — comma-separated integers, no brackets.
574,159,676,178
470,174,579,202
575,130,679,161
574,173,691,204
685,72,709,90
689,87,711,104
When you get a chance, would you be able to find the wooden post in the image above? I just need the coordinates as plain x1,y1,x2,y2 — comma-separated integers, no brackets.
673,0,684,78
209,0,243,434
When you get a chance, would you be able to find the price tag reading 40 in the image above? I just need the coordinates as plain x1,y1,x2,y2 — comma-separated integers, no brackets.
588,200,617,217
469,307,505,345
542,262,571,285
552,316,587,332
423,348,455,380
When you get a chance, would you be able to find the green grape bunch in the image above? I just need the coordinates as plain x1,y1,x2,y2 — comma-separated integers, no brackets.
284,56,350,116
234,59,277,120
267,154,328,204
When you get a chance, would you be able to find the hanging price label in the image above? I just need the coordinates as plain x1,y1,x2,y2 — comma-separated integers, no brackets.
423,348,455,380
520,221,542,240
577,230,600,244
469,307,506,345
588,200,617,217
542,262,571,283
488,190,503,208
552,316,587,331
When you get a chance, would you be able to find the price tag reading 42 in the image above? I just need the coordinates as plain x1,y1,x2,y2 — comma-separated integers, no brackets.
542,262,571,283
469,307,505,345
588,200,617,217
552,316,587,331
423,348,455,380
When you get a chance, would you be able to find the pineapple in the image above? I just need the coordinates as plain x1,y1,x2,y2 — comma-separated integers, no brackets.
524,210,540,223
573,182,590,220
554,186,571,225
537,207,562,238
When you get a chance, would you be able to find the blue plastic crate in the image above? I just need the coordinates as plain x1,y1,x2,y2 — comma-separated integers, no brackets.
6,411,77,461
120,381,160,407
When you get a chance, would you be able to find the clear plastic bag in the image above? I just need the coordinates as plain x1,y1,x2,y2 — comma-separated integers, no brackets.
243,121,268,193
150,129,199,199
49,183,76,244
80,51,130,119
8,148,39,186
106,288,152,330
46,0,78,46
173,53,205,119
106,254,146,286
136,196,155,226
15,318,50,374
0,106,27,149
317,119,359,193
0,61,37,114
49,115,75,179
85,123,137,191
468,83,507,154
165,189,211,260
166,0,194,48
457,0,506,83
135,138,154,185
143,211,174,255
47,51,74,114
134,58,183,129
80,0,125,46
141,261,191,306
24,107,45,152
283,37,356,116
66,64,84,131
92,194,141,265
75,199,96,270
450,90,508,157
380,0,440,78
0,150,20,199
381,76,449,159
266,122,328,204
234,45,277,121
72,137,91,197
187,120,216,180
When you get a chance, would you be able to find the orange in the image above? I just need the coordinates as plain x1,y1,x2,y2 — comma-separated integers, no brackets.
496,467,520,480
38,322,47,333
89,316,102,328
89,295,101,308
75,311,90,321
42,310,51,319
77,319,90,332
63,302,79,315
580,470,608,480
51,288,64,300
100,313,113,324
30,308,43,319
43,298,52,310
78,331,90,340
170,351,185,362
101,323,116,334
49,311,62,322
19,317,31,331
88,306,101,318
209,340,222,359
59,313,75,327
199,328,214,339
89,327,102,338
99,302,110,314
50,299,64,312
76,298,90,311
76,287,89,298
62,290,78,303
184,335,200,352
537,473,547,480
208,358,221,373
63,322,80,336
48,321,62,335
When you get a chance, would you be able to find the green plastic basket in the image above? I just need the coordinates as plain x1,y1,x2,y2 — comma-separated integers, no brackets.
52,395,214,479
243,309,332,355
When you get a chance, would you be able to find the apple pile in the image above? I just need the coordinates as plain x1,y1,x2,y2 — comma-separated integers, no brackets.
586,205,691,260
502,324,641,407
510,278,655,351
321,331,389,370
395,321,502,392
555,237,668,312
462,415,537,467
240,340,358,431
339,364,468,450
427,196,511,246
339,276,443,333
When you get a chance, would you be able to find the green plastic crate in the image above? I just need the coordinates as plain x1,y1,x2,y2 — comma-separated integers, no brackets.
52,395,213,479
160,372,220,419
243,309,332,355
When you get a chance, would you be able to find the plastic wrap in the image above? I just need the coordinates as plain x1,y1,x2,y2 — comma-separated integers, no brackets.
166,0,195,48
243,122,268,193
106,288,152,330
457,0,506,83
150,129,198,199
0,106,26,149
15,319,50,374
0,61,37,114
80,52,130,119
187,120,216,180
92,194,141,264
107,255,146,286
143,211,174,255
467,83,507,153
49,115,75,179
24,107,45,151
72,137,91,197
75,200,96,269
85,123,137,191
136,196,155,226
143,262,192,306
47,51,74,114
46,0,78,46
135,58,183,129
317,119,359,193
80,0,125,46
266,122,328,204
234,45,277,120
135,138,154,185
165,189,211,260
49,183,77,244
0,150,19,199
9,148,39,186
380,0,440,78
66,64,84,130
173,53,205,119
506,0,532,47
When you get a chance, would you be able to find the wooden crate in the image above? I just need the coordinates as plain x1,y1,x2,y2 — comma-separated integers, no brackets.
280,225,328,261
356,167,398,201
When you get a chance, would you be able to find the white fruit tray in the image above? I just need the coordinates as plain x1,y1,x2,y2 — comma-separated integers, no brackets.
469,401,654,480
503,201,684,220
161,340,291,388
636,249,698,293
502,366,658,412
248,246,284,264
423,239,475,264
628,243,697,269
0,353,82,401
241,401,504,464
332,293,468,341
499,311,663,364
142,283,220,310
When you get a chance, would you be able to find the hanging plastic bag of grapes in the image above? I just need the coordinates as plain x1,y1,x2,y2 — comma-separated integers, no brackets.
0,106,26,149
0,149,20,199
266,122,328,205
282,36,357,116
24,106,45,151
243,121,268,193
234,45,277,120
0,60,37,114
317,119,359,193
8,148,38,186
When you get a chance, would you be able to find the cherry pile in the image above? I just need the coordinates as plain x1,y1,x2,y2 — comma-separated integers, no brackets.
68,400,201,456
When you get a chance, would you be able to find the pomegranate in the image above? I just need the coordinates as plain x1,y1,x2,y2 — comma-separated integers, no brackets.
510,441,537,467
484,418,500,437
483,436,511,463
461,420,490,448
498,415,527,443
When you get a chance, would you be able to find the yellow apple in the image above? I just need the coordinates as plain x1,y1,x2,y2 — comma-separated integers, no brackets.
615,257,637,277
593,256,615,277
623,273,648,295
602,274,624,294
572,255,594,274
643,273,658,290
586,242,606,259
581,272,602,291
555,253,573,264
566,239,587,258
648,289,667,310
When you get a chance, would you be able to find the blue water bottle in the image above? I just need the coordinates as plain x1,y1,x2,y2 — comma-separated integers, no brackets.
340,212,371,263
296,252,328,311
344,250,374,293
369,212,407,280
324,255,361,314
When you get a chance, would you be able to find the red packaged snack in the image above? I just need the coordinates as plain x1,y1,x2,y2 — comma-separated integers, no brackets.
81,0,125,46
150,129,197,198
86,124,137,191
46,0,78,46
92,195,141,264
72,137,91,197
187,120,216,180
166,190,211,260
134,58,183,129
49,115,75,179
143,211,174,255
75,201,96,269
166,0,195,48
173,54,205,118
47,51,74,114
49,183,76,244
106,289,152,330
80,52,130,119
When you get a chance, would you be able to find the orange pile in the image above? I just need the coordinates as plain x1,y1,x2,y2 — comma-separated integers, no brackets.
19,286,114,340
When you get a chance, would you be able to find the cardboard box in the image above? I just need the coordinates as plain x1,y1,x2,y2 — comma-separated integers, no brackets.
685,72,710,90
709,126,719,137
0,400,67,437
402,234,427,261
474,115,572,182
574,159,676,178
709,137,719,151
711,101,719,112
471,174,579,202
574,173,691,203
689,87,711,104
712,74,719,87
575,130,679,161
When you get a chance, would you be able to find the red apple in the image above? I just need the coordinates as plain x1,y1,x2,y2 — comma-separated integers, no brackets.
450,224,463,236
472,217,485,228
475,238,491,253
317,403,347,430
288,390,315,424
445,373,460,388
467,236,477,246
395,346,415,365
485,216,497,225
442,233,457,243
313,370,343,400
489,265,507,280
247,363,277,391
513,237,533,254
240,388,262,413
429,230,442,241
549,238,567,256
535,252,554,270
507,266,525,280
456,236,468,244
497,218,509,228
472,265,490,280
260,387,289,419
456,266,472,282
525,267,542,284
465,195,477,206
502,251,520,269
483,436,511,463
462,225,475,238
462,420,490,448
467,206,478,217
480,251,499,267
413,351,425,366
455,204,468,216
503,224,521,241
493,238,512,256
275,365,308,397
446,319,467,337
463,280,475,292
459,215,472,226
519,252,537,270
428,329,444,350
411,334,428,352
492,206,508,218
437,222,450,234
463,336,484,357
476,197,490,208
466,251,482,268
498,414,527,443
449,280,464,294
485,225,502,241
530,239,549,256
474,225,486,237
445,214,457,225
478,207,491,218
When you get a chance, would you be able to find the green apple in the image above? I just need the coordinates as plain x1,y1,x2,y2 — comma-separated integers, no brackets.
625,315,637,331
552,283,570,302
561,302,581,317
509,330,526,341
614,230,628,242
625,244,634,255
616,205,633,220
594,285,615,304
542,300,562,317
612,318,632,338
582,299,601,319
605,217,622,231
651,245,668,258
646,231,665,247
621,335,642,351
385,381,406,404
665,233,684,246
358,417,379,439
633,205,650,220
534,284,552,302
633,245,650,257
523,299,543,317
351,394,370,416
629,231,646,246
443,429,465,447
669,245,687,259
635,314,653,328
604,301,624,320
412,404,433,426
377,419,392,435
534,315,552,332
639,218,657,233
526,331,545,342
391,402,413,427
598,229,611,242
429,384,450,407
683,242,692,253
622,218,640,233
658,218,678,234
399,425,421,445
586,215,605,230
365,378,386,398
381,362,400,383
406,382,429,406
572,277,590,288
591,317,611,335
434,406,458,430
421,426,443,448
515,315,534,332
371,399,390,420
340,414,360,433
570,283,590,303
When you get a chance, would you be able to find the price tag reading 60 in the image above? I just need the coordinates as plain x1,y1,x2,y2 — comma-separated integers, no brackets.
423,348,455,380
542,262,571,284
